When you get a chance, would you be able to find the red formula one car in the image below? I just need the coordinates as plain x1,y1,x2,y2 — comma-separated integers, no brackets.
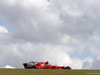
23,61,71,69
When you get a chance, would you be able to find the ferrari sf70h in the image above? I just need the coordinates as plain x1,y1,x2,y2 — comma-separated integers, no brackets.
23,61,71,69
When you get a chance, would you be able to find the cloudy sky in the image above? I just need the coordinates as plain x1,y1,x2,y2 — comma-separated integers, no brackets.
0,0,100,69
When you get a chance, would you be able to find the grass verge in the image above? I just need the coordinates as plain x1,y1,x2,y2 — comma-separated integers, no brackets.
0,69,100,75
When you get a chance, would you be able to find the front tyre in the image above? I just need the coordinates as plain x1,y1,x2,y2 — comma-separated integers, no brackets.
65,66,71,69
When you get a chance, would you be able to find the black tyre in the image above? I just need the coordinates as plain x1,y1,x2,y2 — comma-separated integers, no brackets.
65,66,71,69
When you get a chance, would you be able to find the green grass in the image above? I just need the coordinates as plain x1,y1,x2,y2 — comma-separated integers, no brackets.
0,69,100,75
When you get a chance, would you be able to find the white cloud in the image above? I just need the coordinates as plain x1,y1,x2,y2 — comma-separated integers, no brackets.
4,65,15,68
2,0,16,5
22,0,49,8
62,5,83,17
82,57,93,69
0,26,8,33
0,0,100,69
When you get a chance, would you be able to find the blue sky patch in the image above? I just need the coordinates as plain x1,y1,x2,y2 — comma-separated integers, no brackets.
96,29,100,34
0,18,7,26
70,50,91,59
0,18,13,32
